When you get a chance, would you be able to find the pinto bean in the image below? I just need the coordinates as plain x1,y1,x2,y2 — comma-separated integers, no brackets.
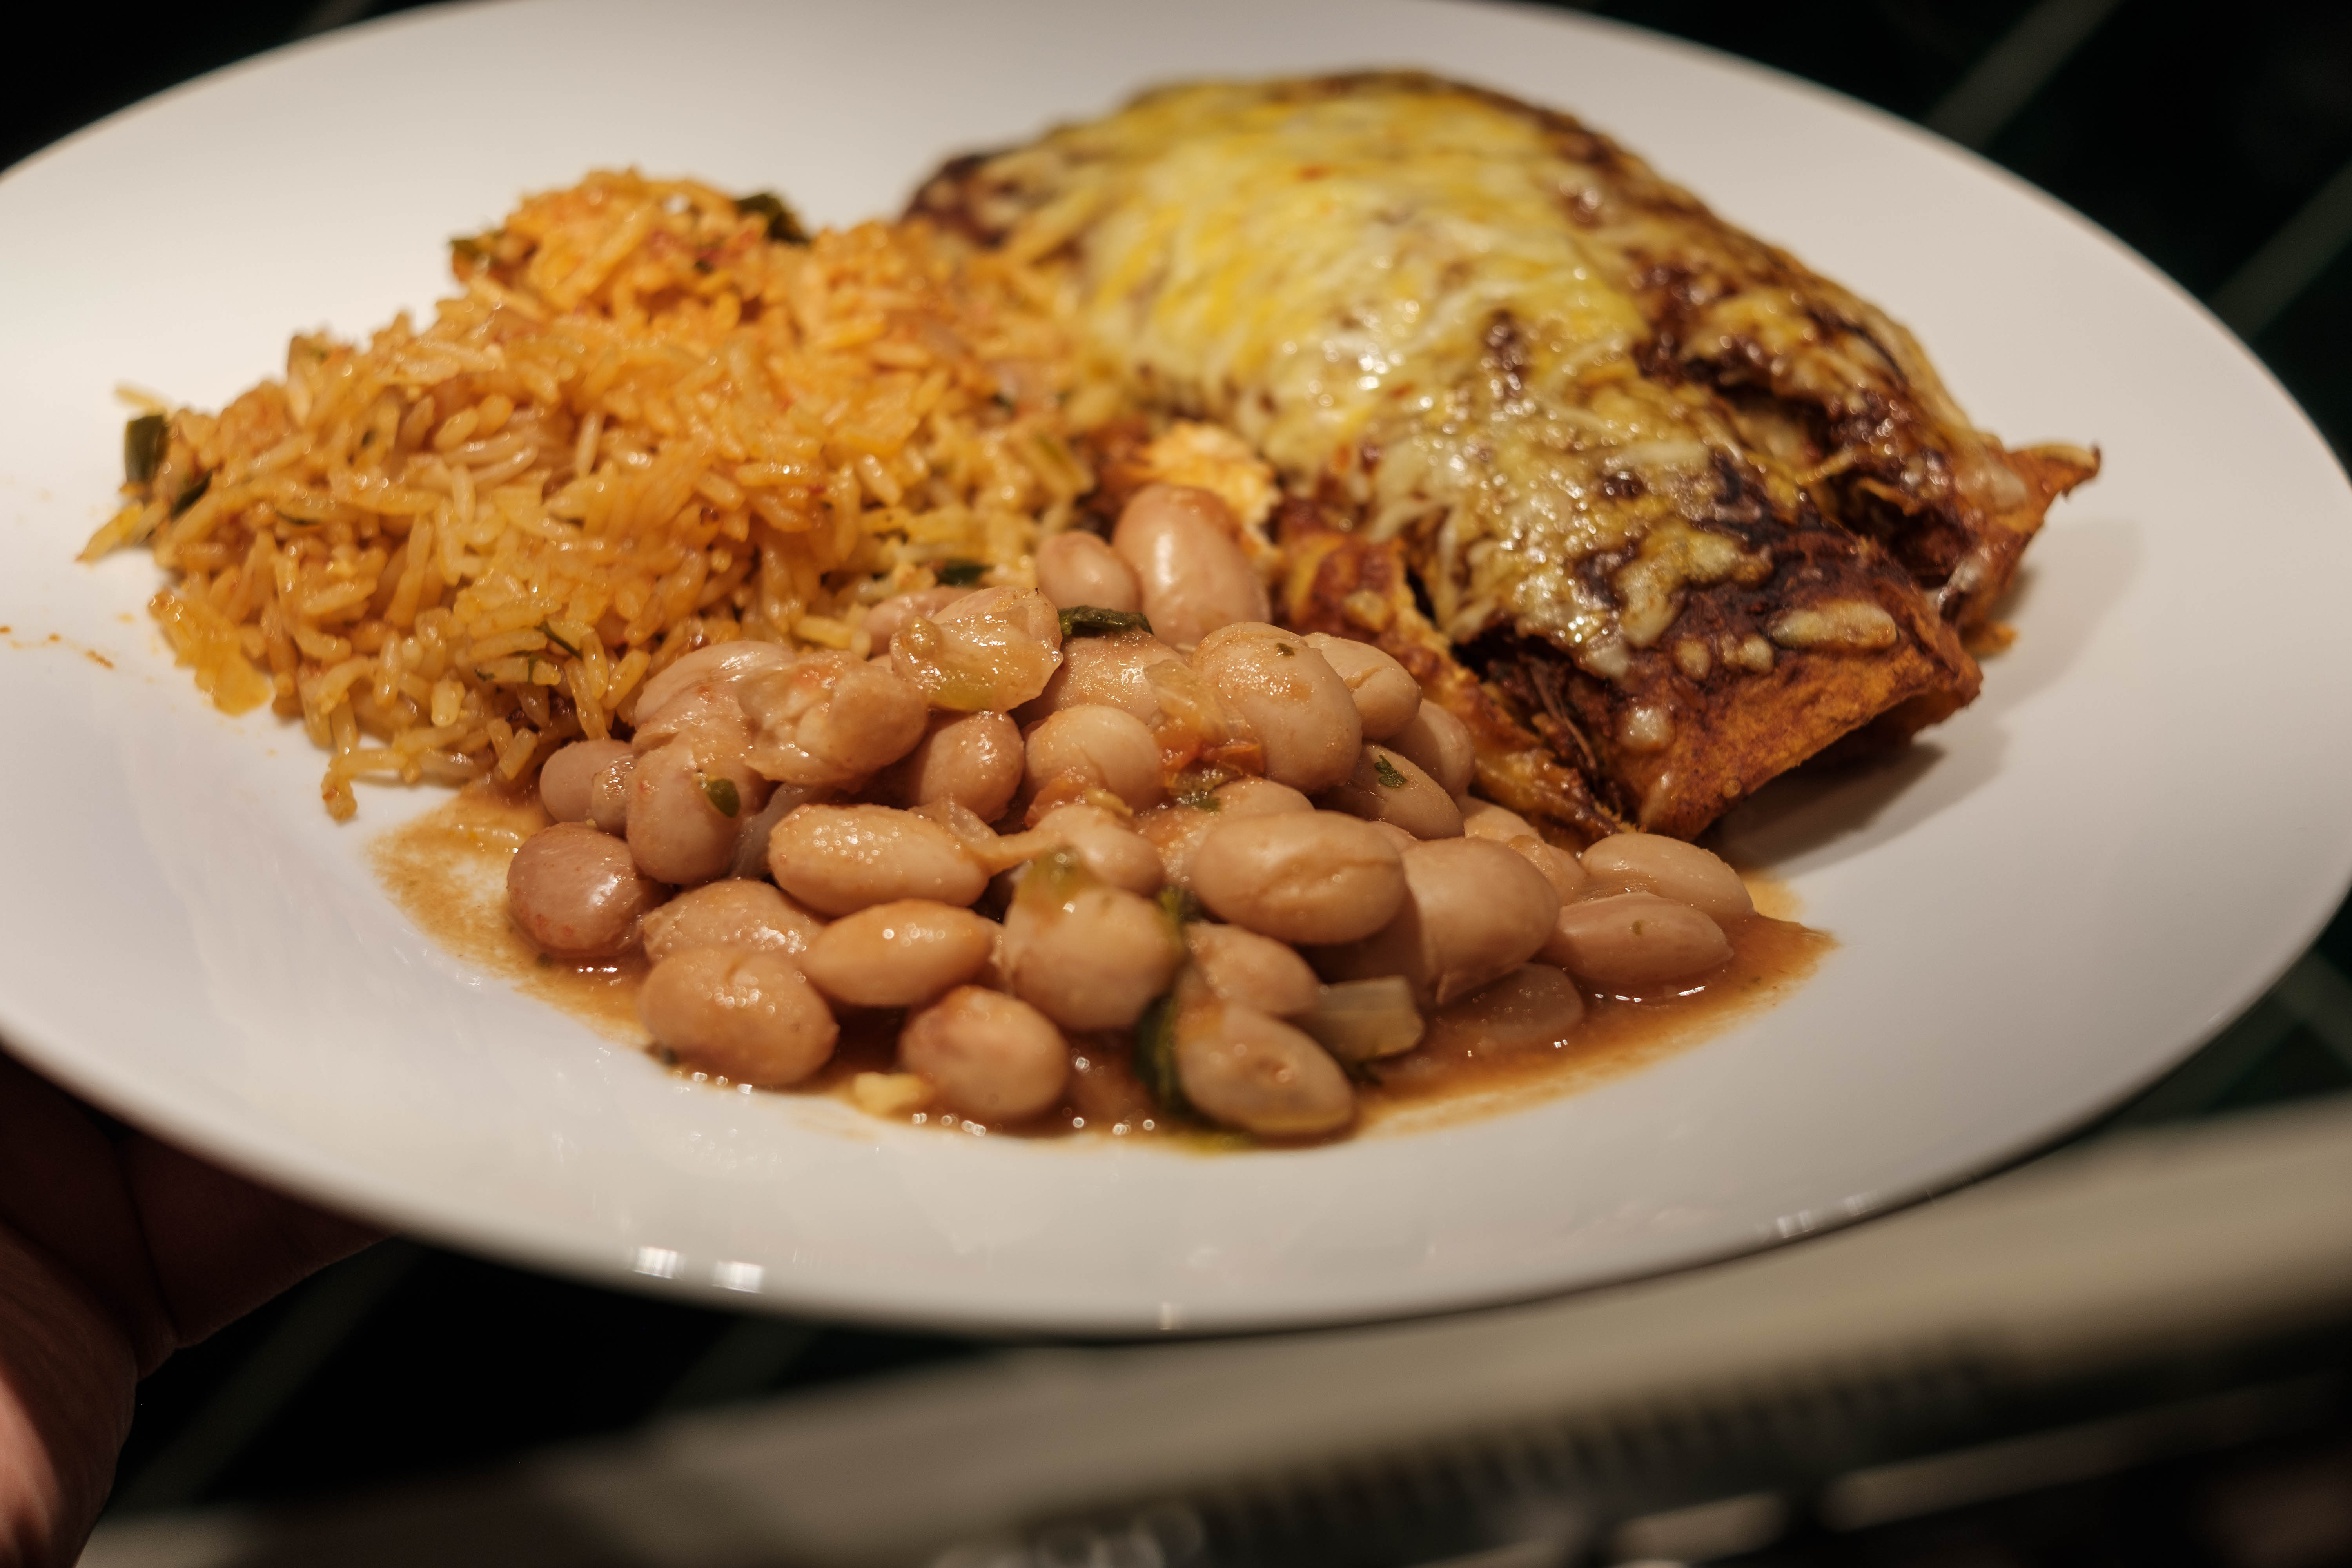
877,710,1025,822
641,878,825,965
632,679,753,760
1172,998,1354,1137
626,739,774,887
1580,833,1754,921
863,587,973,646
892,587,1063,712
1388,702,1476,800
1000,856,1182,1031
1213,776,1313,818
1303,634,1420,740
539,739,634,824
1134,802,1220,889
1033,802,1165,894
1023,629,1183,723
1318,745,1464,840
1023,704,1165,811
1189,811,1405,945
639,946,837,1087
939,585,1060,637
1134,778,1307,888
1138,658,1238,764
632,641,796,735
766,804,989,915
587,751,636,835
630,644,795,766
1035,530,1142,613
801,900,998,1009
1318,838,1560,1007
1190,622,1362,794
1544,893,1731,987
1111,484,1269,648
507,823,666,960
899,986,1069,1122
1508,835,1590,901
740,651,929,788
1423,965,1586,1057
1461,797,1540,843
725,782,813,882
1187,922,1321,1016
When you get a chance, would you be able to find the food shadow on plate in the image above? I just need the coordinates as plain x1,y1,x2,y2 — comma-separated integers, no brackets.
1964,515,2142,723
1715,515,2140,877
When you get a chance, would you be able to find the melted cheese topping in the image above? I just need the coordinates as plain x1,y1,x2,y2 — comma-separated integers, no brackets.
1011,81,1751,658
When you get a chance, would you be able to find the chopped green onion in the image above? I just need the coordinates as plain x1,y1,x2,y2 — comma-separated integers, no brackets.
1157,885,1202,927
1275,642,1297,657
124,414,166,486
538,619,581,657
1176,789,1223,811
1058,605,1153,639
1133,994,1187,1112
935,558,986,586
1372,755,1407,789
702,776,741,817
736,191,809,245
169,472,210,517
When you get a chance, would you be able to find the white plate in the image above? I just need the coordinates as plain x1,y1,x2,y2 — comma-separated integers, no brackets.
2,0,2348,1336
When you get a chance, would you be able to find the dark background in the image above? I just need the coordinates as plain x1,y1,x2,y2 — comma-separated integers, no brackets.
13,0,2352,1557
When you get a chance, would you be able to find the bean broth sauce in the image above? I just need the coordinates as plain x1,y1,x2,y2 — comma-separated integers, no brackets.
376,785,1829,1145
